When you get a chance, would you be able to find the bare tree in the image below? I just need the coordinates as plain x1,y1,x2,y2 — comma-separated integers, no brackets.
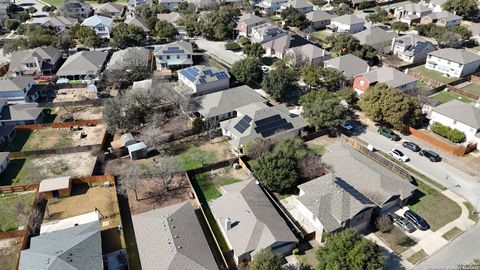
283,50,308,70
297,153,327,180
375,214,393,233
16,202,31,226
118,164,143,201
27,196,45,235
138,126,169,152
204,118,219,140
151,156,182,191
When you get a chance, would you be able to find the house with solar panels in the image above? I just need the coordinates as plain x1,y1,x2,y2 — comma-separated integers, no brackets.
220,102,308,150
178,65,230,95
153,40,193,70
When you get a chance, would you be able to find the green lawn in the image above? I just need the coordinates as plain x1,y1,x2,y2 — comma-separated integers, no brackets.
431,90,474,104
407,249,428,265
459,82,480,96
411,65,457,84
171,145,218,171
442,226,462,241
312,30,332,41
196,173,241,201
7,129,74,152
0,191,36,231
307,144,325,156
376,227,416,254
464,201,479,223
407,180,462,232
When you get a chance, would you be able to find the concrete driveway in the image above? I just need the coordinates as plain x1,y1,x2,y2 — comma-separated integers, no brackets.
195,38,245,67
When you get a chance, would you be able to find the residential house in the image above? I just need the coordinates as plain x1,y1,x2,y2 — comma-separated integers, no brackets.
19,221,103,270
59,0,92,20
353,26,398,53
153,40,193,70
38,176,72,199
426,48,480,78
257,0,289,13
209,180,298,263
156,12,183,27
81,15,113,38
0,152,8,175
124,16,150,32
250,23,287,44
221,102,308,150
295,173,375,243
0,77,44,102
0,101,44,125
158,0,181,10
132,202,219,270
261,34,292,58
392,34,437,63
40,211,100,235
280,0,314,14
306,10,335,30
323,54,370,82
353,67,418,94
285,43,331,66
328,14,365,34
106,47,150,72
56,51,109,80
127,0,151,13
94,2,125,17
322,142,417,213
0,125,15,147
429,100,480,148
9,47,62,77
394,3,432,24
178,65,230,95
188,85,267,121
468,23,480,44
237,13,266,37
420,11,461,27
29,16,77,33
428,0,446,12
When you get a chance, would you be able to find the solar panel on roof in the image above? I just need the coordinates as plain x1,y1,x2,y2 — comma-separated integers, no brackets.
204,70,213,75
254,114,281,126
233,115,252,134
254,115,294,137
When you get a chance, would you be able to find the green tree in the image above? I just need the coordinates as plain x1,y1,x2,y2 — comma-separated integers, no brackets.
328,32,361,55
261,66,298,101
4,19,20,31
197,5,240,40
443,0,479,18
300,89,350,129
54,35,75,54
154,20,178,43
391,21,409,33
302,66,323,89
280,6,309,29
230,57,263,86
70,24,97,46
85,35,102,48
334,5,354,15
358,84,422,129
317,229,386,270
243,42,265,58
366,7,389,24
111,23,146,49
337,87,359,108
254,149,299,193
310,0,327,6
249,249,283,270
301,66,344,90
179,13,199,37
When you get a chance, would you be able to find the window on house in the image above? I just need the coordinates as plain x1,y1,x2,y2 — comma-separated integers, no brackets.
166,55,170,59
359,80,365,86
45,59,51,63
187,55,191,58
97,26,105,31
158,56,163,60
177,55,180,59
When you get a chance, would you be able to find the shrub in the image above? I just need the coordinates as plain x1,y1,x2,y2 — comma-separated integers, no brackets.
375,215,393,233
238,36,250,46
292,248,300,255
225,41,241,51
431,122,466,143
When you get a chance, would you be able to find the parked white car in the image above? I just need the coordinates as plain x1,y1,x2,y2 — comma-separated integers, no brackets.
389,148,409,162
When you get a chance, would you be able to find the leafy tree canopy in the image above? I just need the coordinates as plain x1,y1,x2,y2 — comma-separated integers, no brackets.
244,42,265,58
261,66,298,101
230,57,263,86
300,89,351,129
442,0,479,18
111,23,146,49
280,7,310,29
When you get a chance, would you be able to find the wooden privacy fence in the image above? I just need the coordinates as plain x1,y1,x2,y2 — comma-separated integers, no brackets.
0,230,27,240
15,119,103,130
71,175,115,185
8,144,103,158
407,127,477,156
0,183,39,193
446,85,480,100
38,99,105,108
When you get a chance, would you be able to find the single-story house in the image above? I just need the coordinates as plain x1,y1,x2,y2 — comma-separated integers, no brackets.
353,27,398,53
38,176,72,199
124,16,150,32
209,180,298,263
29,16,77,34
127,142,147,160
353,67,418,94
280,0,314,14
323,54,371,83
420,11,461,27
237,13,267,37
81,15,113,38
295,173,376,243
284,43,331,67
429,100,480,148
328,14,365,34
106,47,150,72
19,221,103,270
156,12,183,27
56,51,109,80
0,77,44,102
132,202,219,270
40,211,99,235
391,34,437,64
322,143,417,213
0,102,44,125
306,10,335,30
94,2,125,17
9,46,62,77
426,48,480,78
188,85,267,121
178,65,230,95
221,102,308,150
153,40,193,70
0,152,9,175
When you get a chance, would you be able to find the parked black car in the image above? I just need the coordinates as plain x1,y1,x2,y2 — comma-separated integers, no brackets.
402,141,421,152
404,210,430,231
419,150,441,162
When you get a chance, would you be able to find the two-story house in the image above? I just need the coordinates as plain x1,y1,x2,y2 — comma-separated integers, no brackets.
323,54,371,83
328,14,365,34
81,15,113,38
280,0,314,14
353,67,418,94
237,13,266,37
257,0,289,14
153,40,193,70
425,48,480,78
59,0,92,20
306,10,335,30
127,0,151,14
124,16,150,32
0,0,10,21
394,3,432,24
0,77,44,102
178,65,230,95
94,2,125,17
392,34,437,63
285,44,331,67
250,23,287,43
420,11,461,27
9,47,62,77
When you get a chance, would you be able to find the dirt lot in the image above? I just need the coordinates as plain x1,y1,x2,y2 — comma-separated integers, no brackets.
0,238,23,270
53,87,98,102
53,106,103,122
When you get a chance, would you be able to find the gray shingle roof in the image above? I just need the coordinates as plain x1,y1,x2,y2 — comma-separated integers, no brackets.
353,26,398,46
287,43,330,63
0,102,43,123
189,85,267,118
0,77,33,92
323,54,370,79
81,15,113,27
261,34,292,54
398,3,431,13
106,47,150,71
209,180,297,257
239,13,266,26
94,2,125,14
322,142,417,206
332,14,365,25
19,221,103,270
156,12,183,24
306,10,335,22
432,100,480,129
56,51,108,77
132,202,219,270
361,67,417,89
428,48,480,65
427,11,461,21
9,47,61,73
282,0,313,9
297,173,375,232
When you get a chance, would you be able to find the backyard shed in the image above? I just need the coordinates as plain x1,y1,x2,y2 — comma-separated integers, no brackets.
110,133,136,149
38,176,72,199
127,142,147,160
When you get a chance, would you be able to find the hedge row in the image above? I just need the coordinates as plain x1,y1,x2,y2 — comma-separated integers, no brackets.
431,122,466,144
